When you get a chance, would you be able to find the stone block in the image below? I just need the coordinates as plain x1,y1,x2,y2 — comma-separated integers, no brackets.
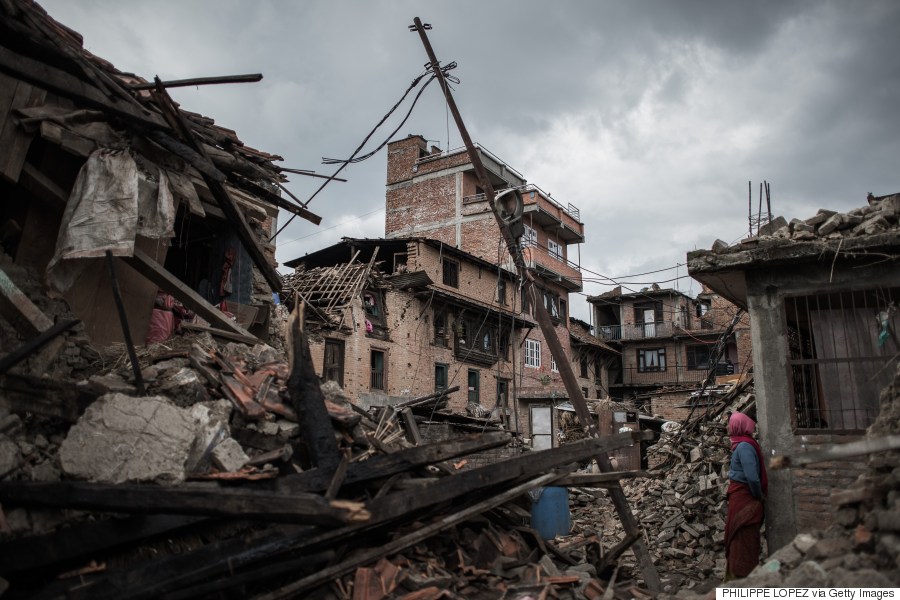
59,393,200,484
0,437,22,478
211,437,249,473
783,560,830,588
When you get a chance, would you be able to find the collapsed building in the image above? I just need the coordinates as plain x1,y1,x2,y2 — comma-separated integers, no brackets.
687,192,900,553
0,0,322,365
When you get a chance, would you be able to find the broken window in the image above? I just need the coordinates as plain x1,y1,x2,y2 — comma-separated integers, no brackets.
524,339,541,368
467,369,480,404
637,348,666,372
442,258,459,288
362,291,382,319
550,355,558,372
435,362,448,392
785,288,898,431
323,339,344,387
393,252,408,274
686,344,712,370
370,349,386,391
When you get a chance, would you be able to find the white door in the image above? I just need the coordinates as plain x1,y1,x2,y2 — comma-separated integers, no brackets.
531,405,553,450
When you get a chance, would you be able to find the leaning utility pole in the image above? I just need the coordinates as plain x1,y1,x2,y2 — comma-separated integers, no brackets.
410,17,661,592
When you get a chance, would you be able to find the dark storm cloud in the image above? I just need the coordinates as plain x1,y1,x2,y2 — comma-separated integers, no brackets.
35,0,900,319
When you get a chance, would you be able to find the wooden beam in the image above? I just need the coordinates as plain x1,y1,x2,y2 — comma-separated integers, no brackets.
19,160,68,207
552,470,650,487
253,472,561,600
0,266,53,337
0,318,78,376
179,322,259,345
367,431,653,523
229,175,322,226
130,73,263,91
286,303,341,472
770,435,900,469
0,481,369,525
150,83,283,292
120,248,254,339
276,431,511,494
0,514,204,576
0,43,168,131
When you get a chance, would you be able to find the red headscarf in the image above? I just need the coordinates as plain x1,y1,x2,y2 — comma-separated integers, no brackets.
728,412,768,496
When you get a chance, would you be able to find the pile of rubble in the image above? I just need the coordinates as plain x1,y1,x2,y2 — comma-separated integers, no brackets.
713,192,899,249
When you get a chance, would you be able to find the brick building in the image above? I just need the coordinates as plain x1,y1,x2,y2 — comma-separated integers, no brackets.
587,285,751,422
284,135,614,448
687,192,900,553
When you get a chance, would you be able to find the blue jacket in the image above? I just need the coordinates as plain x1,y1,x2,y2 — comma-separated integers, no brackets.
728,441,763,498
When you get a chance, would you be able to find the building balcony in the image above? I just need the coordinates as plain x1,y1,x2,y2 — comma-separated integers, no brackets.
614,365,713,387
596,321,678,341
505,244,582,291
520,185,584,244
462,184,584,244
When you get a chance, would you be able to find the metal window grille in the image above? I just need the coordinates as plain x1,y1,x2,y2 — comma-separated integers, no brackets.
786,287,899,431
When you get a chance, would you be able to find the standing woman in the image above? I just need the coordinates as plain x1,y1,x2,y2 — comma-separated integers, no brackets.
725,412,768,580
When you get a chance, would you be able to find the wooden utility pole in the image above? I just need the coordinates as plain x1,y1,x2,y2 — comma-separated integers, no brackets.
410,18,661,591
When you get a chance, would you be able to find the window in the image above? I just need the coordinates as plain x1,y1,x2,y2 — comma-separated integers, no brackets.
467,369,480,404
559,299,567,322
522,225,537,247
433,310,448,347
362,291,382,319
637,348,666,372
496,379,510,426
499,330,510,361
686,345,712,370
370,349,386,390
543,290,560,320
635,302,663,337
582,387,589,399
435,363,448,392
785,288,898,431
393,252,408,274
497,278,507,305
524,339,541,368
551,355,558,372
442,258,459,288
323,339,344,387
457,317,497,355
580,356,589,378
522,287,533,316
547,239,563,262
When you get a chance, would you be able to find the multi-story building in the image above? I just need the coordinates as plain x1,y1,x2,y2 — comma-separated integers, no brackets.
283,135,617,448
588,284,751,421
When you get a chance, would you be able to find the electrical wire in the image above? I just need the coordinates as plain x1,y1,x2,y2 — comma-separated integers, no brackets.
270,66,443,243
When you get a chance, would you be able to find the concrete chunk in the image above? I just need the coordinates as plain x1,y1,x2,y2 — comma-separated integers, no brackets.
211,437,249,472
59,393,200,484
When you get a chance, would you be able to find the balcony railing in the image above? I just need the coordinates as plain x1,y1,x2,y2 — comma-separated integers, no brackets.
461,184,581,222
614,365,712,386
597,321,677,341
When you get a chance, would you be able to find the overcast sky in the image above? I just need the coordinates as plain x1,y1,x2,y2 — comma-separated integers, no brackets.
40,1,900,321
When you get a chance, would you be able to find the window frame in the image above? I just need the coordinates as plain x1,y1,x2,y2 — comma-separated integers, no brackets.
323,339,345,388
637,348,666,372
467,369,480,404
370,349,387,390
434,362,448,393
524,338,542,369
442,258,459,288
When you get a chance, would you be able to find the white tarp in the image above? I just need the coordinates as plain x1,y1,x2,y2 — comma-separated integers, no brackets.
47,148,175,294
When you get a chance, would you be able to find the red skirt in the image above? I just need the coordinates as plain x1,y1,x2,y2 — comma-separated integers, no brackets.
725,480,764,578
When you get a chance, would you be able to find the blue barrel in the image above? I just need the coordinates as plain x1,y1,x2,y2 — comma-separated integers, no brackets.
530,486,571,540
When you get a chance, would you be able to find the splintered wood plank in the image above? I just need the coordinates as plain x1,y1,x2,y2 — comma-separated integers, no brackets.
121,248,254,338
286,303,341,472
0,75,46,183
0,481,369,525
0,514,203,576
0,266,54,337
276,431,511,494
367,431,653,523
254,472,561,600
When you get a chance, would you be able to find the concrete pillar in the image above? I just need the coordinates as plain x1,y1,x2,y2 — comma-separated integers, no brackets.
746,281,797,553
